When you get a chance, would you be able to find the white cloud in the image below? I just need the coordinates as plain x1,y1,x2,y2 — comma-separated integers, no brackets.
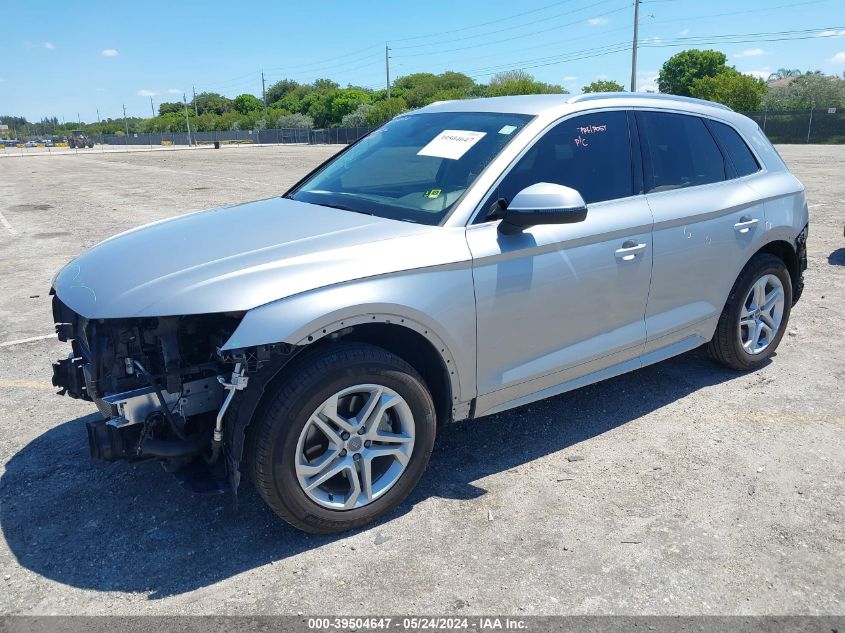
95,88,107,92
735,48,765,58
744,69,771,80
818,29,845,37
679,28,690,36
830,52,845,64
563,75,577,81
101,48,119,57
588,17,609,26
637,70,659,92
167,88,182,94
43,41,55,50
137,89,158,97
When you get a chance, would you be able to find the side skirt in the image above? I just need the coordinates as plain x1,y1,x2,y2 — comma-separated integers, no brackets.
473,334,707,419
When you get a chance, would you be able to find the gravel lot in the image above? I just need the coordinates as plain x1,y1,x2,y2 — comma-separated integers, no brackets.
1,144,843,616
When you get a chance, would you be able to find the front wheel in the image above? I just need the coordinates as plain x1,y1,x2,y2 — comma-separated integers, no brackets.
707,253,792,370
248,342,436,534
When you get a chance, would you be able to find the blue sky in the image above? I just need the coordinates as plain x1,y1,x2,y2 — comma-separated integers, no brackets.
2,0,844,122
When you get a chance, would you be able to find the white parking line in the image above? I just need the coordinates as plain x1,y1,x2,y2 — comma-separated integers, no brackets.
0,333,55,347
0,209,18,235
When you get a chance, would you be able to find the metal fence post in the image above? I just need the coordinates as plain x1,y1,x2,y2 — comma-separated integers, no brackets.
806,109,814,144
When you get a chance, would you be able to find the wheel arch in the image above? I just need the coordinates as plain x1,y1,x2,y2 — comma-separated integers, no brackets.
754,238,800,302
226,318,465,496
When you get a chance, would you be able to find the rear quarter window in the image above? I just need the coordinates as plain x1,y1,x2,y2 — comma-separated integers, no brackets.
708,120,761,178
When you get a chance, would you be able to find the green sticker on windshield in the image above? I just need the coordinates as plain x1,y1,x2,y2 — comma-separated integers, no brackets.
423,189,442,199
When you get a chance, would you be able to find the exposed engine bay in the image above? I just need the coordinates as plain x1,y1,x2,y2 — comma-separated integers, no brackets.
50,293,292,494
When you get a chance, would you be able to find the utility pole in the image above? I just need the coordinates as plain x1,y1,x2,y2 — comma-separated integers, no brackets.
192,86,198,117
385,45,391,99
77,112,81,126
183,93,193,146
122,103,129,137
261,70,268,112
630,0,640,92
150,96,156,117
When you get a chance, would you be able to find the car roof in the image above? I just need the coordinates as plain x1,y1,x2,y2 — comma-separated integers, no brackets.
414,92,733,117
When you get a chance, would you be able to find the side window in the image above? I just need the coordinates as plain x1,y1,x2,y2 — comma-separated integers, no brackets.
708,120,760,178
483,110,633,215
638,111,726,193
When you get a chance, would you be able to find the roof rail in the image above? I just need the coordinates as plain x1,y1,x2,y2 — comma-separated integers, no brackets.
566,92,732,111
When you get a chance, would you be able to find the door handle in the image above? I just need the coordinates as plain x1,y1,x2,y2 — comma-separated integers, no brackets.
615,240,647,261
734,216,759,234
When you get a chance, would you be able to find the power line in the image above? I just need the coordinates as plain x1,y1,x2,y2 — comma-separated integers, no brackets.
461,27,845,79
394,2,630,59
262,44,382,73
391,0,612,51
389,0,583,43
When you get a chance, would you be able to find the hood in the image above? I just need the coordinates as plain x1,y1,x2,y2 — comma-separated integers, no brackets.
53,197,453,318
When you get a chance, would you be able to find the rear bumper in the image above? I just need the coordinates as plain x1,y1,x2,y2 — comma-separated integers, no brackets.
794,223,808,304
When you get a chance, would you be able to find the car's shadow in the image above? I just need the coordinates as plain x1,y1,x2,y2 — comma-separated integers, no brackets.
1,347,749,598
828,247,845,266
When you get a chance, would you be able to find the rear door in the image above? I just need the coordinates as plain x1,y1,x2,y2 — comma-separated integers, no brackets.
636,110,766,353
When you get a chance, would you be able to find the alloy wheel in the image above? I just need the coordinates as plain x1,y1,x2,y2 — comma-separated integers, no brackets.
739,273,785,355
294,384,415,510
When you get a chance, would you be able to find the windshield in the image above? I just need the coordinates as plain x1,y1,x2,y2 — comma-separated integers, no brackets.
289,111,533,225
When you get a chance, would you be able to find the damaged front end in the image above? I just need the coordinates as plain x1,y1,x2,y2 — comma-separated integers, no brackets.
51,293,272,494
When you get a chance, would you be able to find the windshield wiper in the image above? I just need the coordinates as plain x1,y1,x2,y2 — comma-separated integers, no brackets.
319,202,375,216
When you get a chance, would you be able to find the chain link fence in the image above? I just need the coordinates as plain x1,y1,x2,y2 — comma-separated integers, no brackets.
99,126,377,147
105,111,842,147
740,108,845,144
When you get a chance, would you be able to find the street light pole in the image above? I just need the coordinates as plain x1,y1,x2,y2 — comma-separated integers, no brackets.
183,93,193,146
262,70,268,112
385,45,391,99
630,0,640,92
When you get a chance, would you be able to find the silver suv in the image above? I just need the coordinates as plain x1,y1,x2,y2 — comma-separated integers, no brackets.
51,93,808,533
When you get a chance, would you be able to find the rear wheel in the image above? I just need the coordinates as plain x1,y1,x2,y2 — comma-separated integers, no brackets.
249,342,436,534
707,253,792,370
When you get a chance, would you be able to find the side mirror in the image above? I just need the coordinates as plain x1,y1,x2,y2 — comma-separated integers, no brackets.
497,183,588,235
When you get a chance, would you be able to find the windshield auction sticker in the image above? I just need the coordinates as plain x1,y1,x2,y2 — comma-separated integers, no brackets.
418,130,487,160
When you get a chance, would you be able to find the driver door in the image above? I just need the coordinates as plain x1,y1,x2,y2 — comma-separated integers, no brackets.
466,110,655,416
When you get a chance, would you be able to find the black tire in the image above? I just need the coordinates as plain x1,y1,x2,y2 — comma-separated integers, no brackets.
707,253,792,370
248,342,436,534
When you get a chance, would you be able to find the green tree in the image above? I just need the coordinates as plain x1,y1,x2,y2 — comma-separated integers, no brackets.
192,92,233,115
157,102,182,115
232,93,263,114
767,68,803,82
582,79,625,93
658,49,730,96
690,72,767,111
266,79,301,106
328,88,371,124
313,78,340,91
762,73,845,110
341,103,375,126
393,71,475,108
276,113,314,128
366,97,408,125
486,70,566,96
